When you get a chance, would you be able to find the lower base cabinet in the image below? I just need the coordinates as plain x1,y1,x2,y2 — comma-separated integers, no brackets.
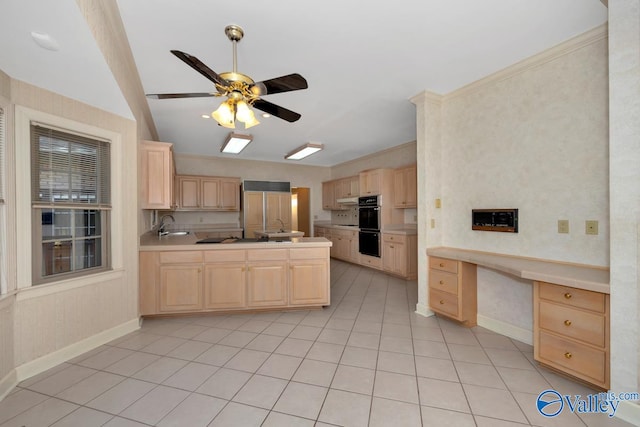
140,247,329,315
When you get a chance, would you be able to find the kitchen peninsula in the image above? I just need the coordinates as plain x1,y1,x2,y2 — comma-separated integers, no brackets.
139,233,331,316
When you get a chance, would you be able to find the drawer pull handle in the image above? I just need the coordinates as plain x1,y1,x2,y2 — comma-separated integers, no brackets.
439,280,444,285
439,300,445,305
390,245,394,249
564,352,572,359
439,263,445,267
564,293,572,299
564,320,572,326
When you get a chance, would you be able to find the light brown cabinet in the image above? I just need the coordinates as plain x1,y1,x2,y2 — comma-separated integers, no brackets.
382,233,417,279
330,228,358,263
393,164,417,208
203,250,247,310
247,262,288,307
359,169,383,196
322,181,336,210
534,281,610,389
176,175,240,211
335,176,359,199
266,192,292,230
428,256,477,326
139,140,175,210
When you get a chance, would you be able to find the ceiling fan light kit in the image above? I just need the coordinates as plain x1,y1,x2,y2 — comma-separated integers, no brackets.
221,132,253,154
146,24,308,131
285,143,324,160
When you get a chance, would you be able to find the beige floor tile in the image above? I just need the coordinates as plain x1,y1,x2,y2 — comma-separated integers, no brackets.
325,317,356,331
140,336,188,355
245,334,284,352
85,378,155,414
0,389,50,424
216,316,251,330
56,371,125,404
318,389,371,427
292,359,337,387
306,341,344,363
475,332,520,350
417,377,470,413
496,365,552,393
485,347,537,370
448,343,492,365
27,365,97,396
474,416,530,427
131,356,188,383
218,330,258,348
347,331,380,350
331,364,375,395
273,381,328,419
191,327,231,344
316,328,351,345
421,406,476,427
237,319,272,333
275,337,313,357
166,340,212,360
156,393,226,427
442,328,481,346
119,385,189,425
196,367,251,400
102,416,149,426
208,401,268,426
276,311,309,325
381,322,412,338
76,347,134,370
262,411,315,426
262,322,296,337
67,346,111,364
511,390,585,427
379,336,414,354
411,326,445,342
289,325,323,341
162,362,219,391
373,370,419,404
377,351,416,375
257,353,303,380
340,346,378,370
223,349,270,373
463,383,528,424
168,324,209,339
0,398,78,427
415,356,459,382
50,406,113,427
369,397,421,427
232,374,288,409
102,351,160,376
413,339,451,359
194,344,240,366
353,319,382,334
455,361,507,389
383,312,412,325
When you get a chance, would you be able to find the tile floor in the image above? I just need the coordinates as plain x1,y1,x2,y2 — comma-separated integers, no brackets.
0,260,635,426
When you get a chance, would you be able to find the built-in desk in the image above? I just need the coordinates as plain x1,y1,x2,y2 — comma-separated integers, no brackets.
426,247,610,390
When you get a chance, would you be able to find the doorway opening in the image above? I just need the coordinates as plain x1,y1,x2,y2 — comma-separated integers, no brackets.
291,187,310,238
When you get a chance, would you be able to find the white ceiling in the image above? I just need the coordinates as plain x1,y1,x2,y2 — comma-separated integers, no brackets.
1,1,607,167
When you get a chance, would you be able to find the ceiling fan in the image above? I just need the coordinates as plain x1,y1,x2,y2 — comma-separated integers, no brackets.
146,25,308,129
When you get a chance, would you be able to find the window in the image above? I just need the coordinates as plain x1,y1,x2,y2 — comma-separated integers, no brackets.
31,124,111,283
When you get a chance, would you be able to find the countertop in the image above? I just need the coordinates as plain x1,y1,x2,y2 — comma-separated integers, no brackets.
314,223,417,235
427,247,609,294
140,231,331,251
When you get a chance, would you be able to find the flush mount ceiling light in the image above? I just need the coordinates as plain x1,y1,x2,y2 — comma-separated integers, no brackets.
146,25,308,130
221,132,253,154
31,31,60,51
285,143,324,160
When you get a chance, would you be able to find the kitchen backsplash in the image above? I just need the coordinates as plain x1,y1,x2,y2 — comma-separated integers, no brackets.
331,207,359,225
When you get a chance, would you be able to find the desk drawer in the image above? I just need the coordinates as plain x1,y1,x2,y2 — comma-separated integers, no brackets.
429,269,458,295
538,331,606,385
429,256,458,274
538,282,605,313
539,301,605,347
159,251,203,264
429,288,458,318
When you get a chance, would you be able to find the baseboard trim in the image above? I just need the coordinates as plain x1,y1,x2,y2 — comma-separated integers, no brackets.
477,314,533,345
415,303,435,317
0,369,17,402
615,401,640,425
14,317,140,382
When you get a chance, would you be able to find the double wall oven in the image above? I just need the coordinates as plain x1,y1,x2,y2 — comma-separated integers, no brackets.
358,195,381,257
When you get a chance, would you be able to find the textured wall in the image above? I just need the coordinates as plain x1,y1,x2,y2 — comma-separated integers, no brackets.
330,141,416,180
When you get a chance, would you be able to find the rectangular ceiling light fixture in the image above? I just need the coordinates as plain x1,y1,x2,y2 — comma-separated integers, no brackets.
221,132,252,154
285,143,324,160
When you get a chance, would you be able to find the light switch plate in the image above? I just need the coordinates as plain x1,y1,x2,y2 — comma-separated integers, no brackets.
585,220,599,235
435,198,441,208
558,220,569,234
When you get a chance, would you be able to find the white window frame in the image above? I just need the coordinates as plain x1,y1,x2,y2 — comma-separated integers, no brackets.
15,106,123,292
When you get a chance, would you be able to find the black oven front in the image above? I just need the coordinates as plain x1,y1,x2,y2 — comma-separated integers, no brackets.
359,230,380,258
358,196,380,231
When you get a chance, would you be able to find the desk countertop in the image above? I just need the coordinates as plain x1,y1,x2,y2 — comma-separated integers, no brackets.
427,247,609,294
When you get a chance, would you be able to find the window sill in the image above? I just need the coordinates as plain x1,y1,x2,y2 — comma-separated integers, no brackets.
16,269,126,301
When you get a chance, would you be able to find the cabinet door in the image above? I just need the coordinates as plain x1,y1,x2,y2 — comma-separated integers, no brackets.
394,166,417,208
266,193,291,230
201,178,220,209
359,170,381,195
404,166,417,208
289,260,329,305
247,262,287,307
244,192,264,238
382,240,396,273
393,169,407,208
159,264,202,312
140,141,173,209
219,179,240,210
322,181,335,210
204,263,246,309
348,176,359,197
177,177,200,209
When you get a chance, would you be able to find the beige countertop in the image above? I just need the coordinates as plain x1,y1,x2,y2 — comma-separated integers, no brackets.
427,247,609,294
315,223,417,234
140,231,331,251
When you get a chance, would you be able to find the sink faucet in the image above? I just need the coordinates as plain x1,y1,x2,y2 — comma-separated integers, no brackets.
275,218,285,232
158,214,175,236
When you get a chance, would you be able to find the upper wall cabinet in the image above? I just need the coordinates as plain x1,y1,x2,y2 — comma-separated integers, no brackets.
393,164,417,208
176,175,241,211
335,176,359,199
359,168,391,196
140,140,175,210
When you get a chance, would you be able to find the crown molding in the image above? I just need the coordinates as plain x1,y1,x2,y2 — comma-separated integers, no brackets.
410,90,443,106
444,23,608,101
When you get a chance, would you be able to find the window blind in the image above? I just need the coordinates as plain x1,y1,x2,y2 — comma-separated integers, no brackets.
30,124,110,208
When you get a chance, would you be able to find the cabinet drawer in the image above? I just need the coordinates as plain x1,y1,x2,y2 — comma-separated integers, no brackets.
539,301,605,347
429,269,458,295
429,288,459,318
159,251,203,264
247,249,288,261
538,331,606,385
290,247,329,260
538,282,605,313
204,250,246,263
383,234,406,244
429,257,458,274
359,254,382,269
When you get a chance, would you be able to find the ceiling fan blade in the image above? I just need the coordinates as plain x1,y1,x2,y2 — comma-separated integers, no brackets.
249,73,308,96
171,50,229,87
146,92,217,99
253,99,302,122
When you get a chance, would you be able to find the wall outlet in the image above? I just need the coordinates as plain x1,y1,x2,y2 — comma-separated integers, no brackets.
585,220,599,235
557,220,569,234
